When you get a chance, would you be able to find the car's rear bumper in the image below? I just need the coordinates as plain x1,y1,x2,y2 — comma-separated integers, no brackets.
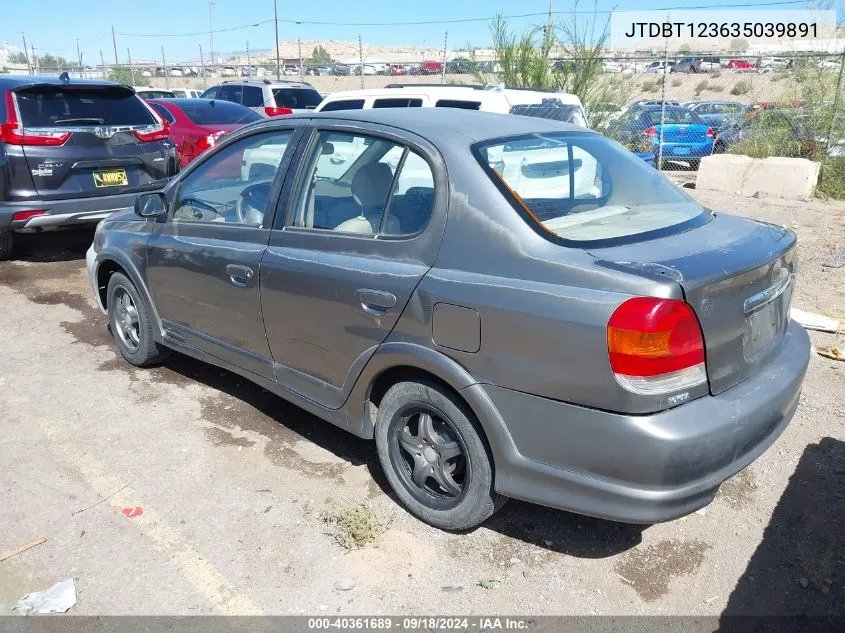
0,193,139,232
478,320,810,523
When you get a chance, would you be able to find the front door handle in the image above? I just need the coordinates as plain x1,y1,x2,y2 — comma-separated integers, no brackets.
226,264,254,287
357,288,397,316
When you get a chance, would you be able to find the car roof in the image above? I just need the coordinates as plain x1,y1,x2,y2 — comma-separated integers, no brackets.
0,74,122,89
319,85,583,108
217,80,315,89
287,107,588,144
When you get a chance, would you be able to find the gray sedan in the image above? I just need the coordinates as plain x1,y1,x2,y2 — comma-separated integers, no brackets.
87,108,810,530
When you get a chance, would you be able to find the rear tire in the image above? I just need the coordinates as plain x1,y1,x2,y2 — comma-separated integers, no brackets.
107,272,166,367
0,233,13,261
375,379,507,531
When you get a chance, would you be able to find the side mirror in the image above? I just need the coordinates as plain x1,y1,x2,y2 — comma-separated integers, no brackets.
134,192,167,219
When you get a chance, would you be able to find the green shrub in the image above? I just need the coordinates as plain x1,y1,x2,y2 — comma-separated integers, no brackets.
641,80,659,93
709,70,722,79
711,84,725,93
731,79,752,95
817,159,845,199
694,79,710,95
671,77,682,87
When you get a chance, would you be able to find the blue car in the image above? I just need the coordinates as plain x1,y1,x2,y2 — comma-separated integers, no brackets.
610,105,714,168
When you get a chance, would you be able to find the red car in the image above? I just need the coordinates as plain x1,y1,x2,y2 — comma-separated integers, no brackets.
727,59,755,70
390,64,408,76
420,60,444,74
147,98,262,167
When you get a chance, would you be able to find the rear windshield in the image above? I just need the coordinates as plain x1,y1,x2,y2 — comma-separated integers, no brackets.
181,101,262,125
15,88,155,127
643,108,702,125
273,88,323,109
510,104,585,127
474,132,708,245
320,99,364,111
139,90,176,99
435,99,481,110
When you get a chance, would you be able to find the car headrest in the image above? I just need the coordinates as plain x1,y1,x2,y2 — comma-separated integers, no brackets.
351,162,394,208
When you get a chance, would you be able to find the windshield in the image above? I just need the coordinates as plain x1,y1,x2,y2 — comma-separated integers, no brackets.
273,88,323,109
15,87,155,126
181,101,262,125
474,132,708,245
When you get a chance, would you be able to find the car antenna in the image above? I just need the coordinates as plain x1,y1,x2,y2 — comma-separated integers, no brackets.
59,71,70,83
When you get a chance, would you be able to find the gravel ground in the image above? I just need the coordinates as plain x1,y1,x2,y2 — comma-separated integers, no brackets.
0,187,842,616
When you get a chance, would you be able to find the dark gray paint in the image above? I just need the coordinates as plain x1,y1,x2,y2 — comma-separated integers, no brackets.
88,108,811,523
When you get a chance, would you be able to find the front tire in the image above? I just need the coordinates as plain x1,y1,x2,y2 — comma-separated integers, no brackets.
107,272,166,367
374,379,506,531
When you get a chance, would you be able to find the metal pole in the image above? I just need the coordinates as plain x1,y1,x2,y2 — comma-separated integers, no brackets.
441,31,447,84
273,0,281,80
208,0,215,69
246,41,251,77
111,25,119,66
76,39,82,76
657,23,669,171
298,37,303,81
199,44,207,88
161,47,170,90
127,48,135,86
100,49,106,80
31,44,37,73
21,33,31,75
825,48,845,157
359,34,364,89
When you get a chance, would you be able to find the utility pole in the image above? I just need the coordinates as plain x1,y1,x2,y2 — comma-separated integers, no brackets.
273,0,282,80
127,48,135,86
111,25,119,66
99,49,106,80
21,32,31,75
199,44,207,88
31,44,37,73
161,46,169,90
76,39,82,74
208,0,215,68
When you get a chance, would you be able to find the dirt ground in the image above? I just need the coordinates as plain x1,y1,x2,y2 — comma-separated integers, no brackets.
0,185,842,616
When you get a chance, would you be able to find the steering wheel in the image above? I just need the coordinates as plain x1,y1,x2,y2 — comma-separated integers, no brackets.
176,197,224,222
235,180,273,225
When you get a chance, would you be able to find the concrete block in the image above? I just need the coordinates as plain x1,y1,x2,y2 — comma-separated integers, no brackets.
695,154,820,200
696,154,754,193
742,157,820,200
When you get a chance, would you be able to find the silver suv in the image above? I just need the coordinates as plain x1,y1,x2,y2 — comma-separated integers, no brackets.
199,79,323,117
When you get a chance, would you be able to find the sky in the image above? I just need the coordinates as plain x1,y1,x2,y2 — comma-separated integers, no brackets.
3,0,842,64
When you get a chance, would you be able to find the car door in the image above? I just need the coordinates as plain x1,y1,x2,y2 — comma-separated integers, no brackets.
259,123,446,408
146,124,305,379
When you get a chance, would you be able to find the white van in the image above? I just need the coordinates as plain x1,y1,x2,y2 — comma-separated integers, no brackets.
315,84,587,127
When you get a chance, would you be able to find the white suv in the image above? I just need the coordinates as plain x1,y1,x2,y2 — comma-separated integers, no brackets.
199,79,323,117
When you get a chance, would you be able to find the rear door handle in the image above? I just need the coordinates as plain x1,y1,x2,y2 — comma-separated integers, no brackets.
226,264,254,287
357,288,396,316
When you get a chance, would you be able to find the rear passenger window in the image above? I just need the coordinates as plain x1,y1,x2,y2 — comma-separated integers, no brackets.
320,99,365,111
435,99,481,110
382,150,435,236
200,87,218,99
242,86,264,107
373,98,423,108
217,85,242,104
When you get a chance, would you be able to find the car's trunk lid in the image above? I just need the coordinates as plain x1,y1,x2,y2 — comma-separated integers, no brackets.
655,123,710,143
590,212,796,395
12,84,173,199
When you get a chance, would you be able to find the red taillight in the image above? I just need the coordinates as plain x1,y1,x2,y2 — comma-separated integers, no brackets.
706,127,714,138
608,297,707,394
643,126,657,137
133,119,170,142
264,106,293,117
0,92,71,146
12,210,46,222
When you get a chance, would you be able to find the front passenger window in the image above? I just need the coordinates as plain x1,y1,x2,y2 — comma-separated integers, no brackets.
173,131,293,226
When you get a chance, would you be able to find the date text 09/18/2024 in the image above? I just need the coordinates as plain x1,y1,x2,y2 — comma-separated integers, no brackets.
307,617,531,630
